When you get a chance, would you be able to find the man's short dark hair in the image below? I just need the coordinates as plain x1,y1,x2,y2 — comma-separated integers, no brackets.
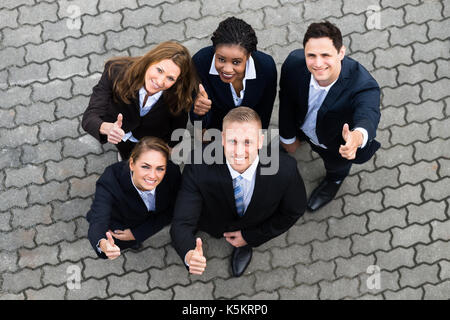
303,21,343,52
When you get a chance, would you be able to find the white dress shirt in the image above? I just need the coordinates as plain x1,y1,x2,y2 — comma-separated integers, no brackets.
280,74,368,149
209,54,257,106
122,87,163,143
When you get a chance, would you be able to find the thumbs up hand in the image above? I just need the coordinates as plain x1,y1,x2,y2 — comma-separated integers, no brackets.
193,84,212,116
100,113,125,145
99,231,121,260
185,238,207,275
339,123,363,160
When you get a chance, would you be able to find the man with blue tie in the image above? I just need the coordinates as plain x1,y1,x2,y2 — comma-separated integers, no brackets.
279,21,381,212
170,107,307,277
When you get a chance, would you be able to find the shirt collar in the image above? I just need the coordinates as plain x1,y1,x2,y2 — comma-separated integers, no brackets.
226,155,259,181
130,172,156,197
310,74,337,92
139,86,163,102
209,54,257,81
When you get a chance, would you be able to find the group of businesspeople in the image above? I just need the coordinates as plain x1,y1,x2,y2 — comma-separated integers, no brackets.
83,18,381,277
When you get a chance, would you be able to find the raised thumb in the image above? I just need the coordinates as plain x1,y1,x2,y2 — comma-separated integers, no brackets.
199,84,208,99
342,123,350,141
195,237,203,256
106,232,115,246
116,113,123,128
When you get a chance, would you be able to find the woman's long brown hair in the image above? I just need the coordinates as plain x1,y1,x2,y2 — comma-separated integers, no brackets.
107,41,198,115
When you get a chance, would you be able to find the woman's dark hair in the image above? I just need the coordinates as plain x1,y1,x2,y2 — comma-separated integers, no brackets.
129,136,170,164
211,17,258,54
303,21,343,52
107,41,198,115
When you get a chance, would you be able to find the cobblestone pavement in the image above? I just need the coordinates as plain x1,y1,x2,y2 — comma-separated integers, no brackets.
0,0,449,300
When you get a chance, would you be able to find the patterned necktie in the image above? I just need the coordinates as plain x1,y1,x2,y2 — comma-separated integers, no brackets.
233,175,245,217
147,192,155,212
142,89,151,107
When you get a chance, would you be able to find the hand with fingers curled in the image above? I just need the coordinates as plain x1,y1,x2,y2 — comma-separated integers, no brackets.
193,84,212,116
339,123,363,160
100,113,125,144
109,229,135,241
99,231,121,260
185,238,207,275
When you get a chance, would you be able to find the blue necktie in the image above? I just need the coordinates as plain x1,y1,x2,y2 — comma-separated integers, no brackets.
233,175,245,217
147,192,155,211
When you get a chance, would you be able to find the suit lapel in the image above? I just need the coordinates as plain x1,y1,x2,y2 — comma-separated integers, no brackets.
243,163,268,219
217,163,237,215
210,74,235,108
299,65,311,124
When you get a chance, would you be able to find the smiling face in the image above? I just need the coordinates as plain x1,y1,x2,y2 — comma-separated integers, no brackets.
129,150,167,191
214,44,249,85
144,59,181,95
222,120,264,174
304,37,345,87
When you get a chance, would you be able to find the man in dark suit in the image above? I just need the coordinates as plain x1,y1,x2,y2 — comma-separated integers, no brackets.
170,107,306,277
279,21,381,212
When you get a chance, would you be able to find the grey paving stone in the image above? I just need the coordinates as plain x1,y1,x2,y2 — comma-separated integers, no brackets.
246,250,272,274
371,67,398,88
415,240,450,264
0,188,28,212
0,210,12,232
201,0,241,16
132,288,174,300
69,175,98,198
65,34,106,57
398,161,439,185
123,246,165,272
26,285,66,300
145,22,186,44
57,0,99,18
15,102,56,125
421,78,450,102
264,5,303,27
5,165,45,188
173,282,214,300
11,204,53,229
2,269,42,293
343,0,379,15
375,46,414,69
98,0,138,12
0,251,18,273
237,291,279,300
367,208,408,232
384,287,423,299
46,158,86,181
0,8,18,29
336,174,360,197
25,41,66,64
383,84,422,108
359,167,399,192
304,0,342,20
404,1,443,24
311,238,352,261
390,122,430,145
32,79,73,102
438,159,450,178
241,0,279,10
358,269,401,295
214,275,256,299
255,267,296,292
0,109,16,129
405,100,445,123
21,141,63,165
0,126,39,148
351,30,390,53
423,280,450,300
18,2,58,24
0,293,25,300
62,135,103,157
143,225,172,249
42,261,83,287
375,6,406,29
9,63,49,86
55,96,90,119
376,247,415,271
379,106,406,129
413,39,450,63
398,62,436,85
18,245,59,269
28,181,69,205
335,254,376,278
343,191,383,215
49,57,89,80
439,261,450,281
59,238,97,262
271,244,311,268
328,14,367,36
235,9,265,30
399,263,440,288
0,86,32,109
149,265,190,290
42,19,82,41
108,271,149,296
351,230,391,255
407,201,447,224
392,224,431,248
35,221,77,245
414,138,450,162
85,152,116,175
161,1,201,23
66,278,108,300
381,0,419,8
389,23,428,46
278,284,319,300
83,255,125,279
82,11,122,35
72,74,102,96
383,184,423,208
191,256,230,282
328,214,368,238
122,6,161,29
0,47,26,69
435,59,450,79
257,26,288,49
423,178,450,202
319,278,360,300
105,28,146,51
2,25,42,47
286,220,328,245
185,16,224,39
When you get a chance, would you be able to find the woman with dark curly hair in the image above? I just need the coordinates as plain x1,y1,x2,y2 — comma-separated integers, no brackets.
190,17,277,131
82,41,198,159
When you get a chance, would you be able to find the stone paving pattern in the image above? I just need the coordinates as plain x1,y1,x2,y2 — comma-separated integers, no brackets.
0,0,449,300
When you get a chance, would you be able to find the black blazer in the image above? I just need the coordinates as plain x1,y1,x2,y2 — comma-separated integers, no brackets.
82,61,188,148
170,152,307,262
279,49,381,164
190,46,277,130
87,160,181,258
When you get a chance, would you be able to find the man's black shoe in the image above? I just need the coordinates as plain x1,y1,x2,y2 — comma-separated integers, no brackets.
231,245,252,277
307,178,343,212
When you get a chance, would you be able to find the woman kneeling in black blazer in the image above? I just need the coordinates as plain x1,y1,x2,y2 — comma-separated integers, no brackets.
87,136,181,260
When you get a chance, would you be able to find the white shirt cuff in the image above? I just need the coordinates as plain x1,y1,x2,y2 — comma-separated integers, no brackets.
96,239,103,254
122,131,139,143
279,136,297,145
354,127,368,148
184,253,190,267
